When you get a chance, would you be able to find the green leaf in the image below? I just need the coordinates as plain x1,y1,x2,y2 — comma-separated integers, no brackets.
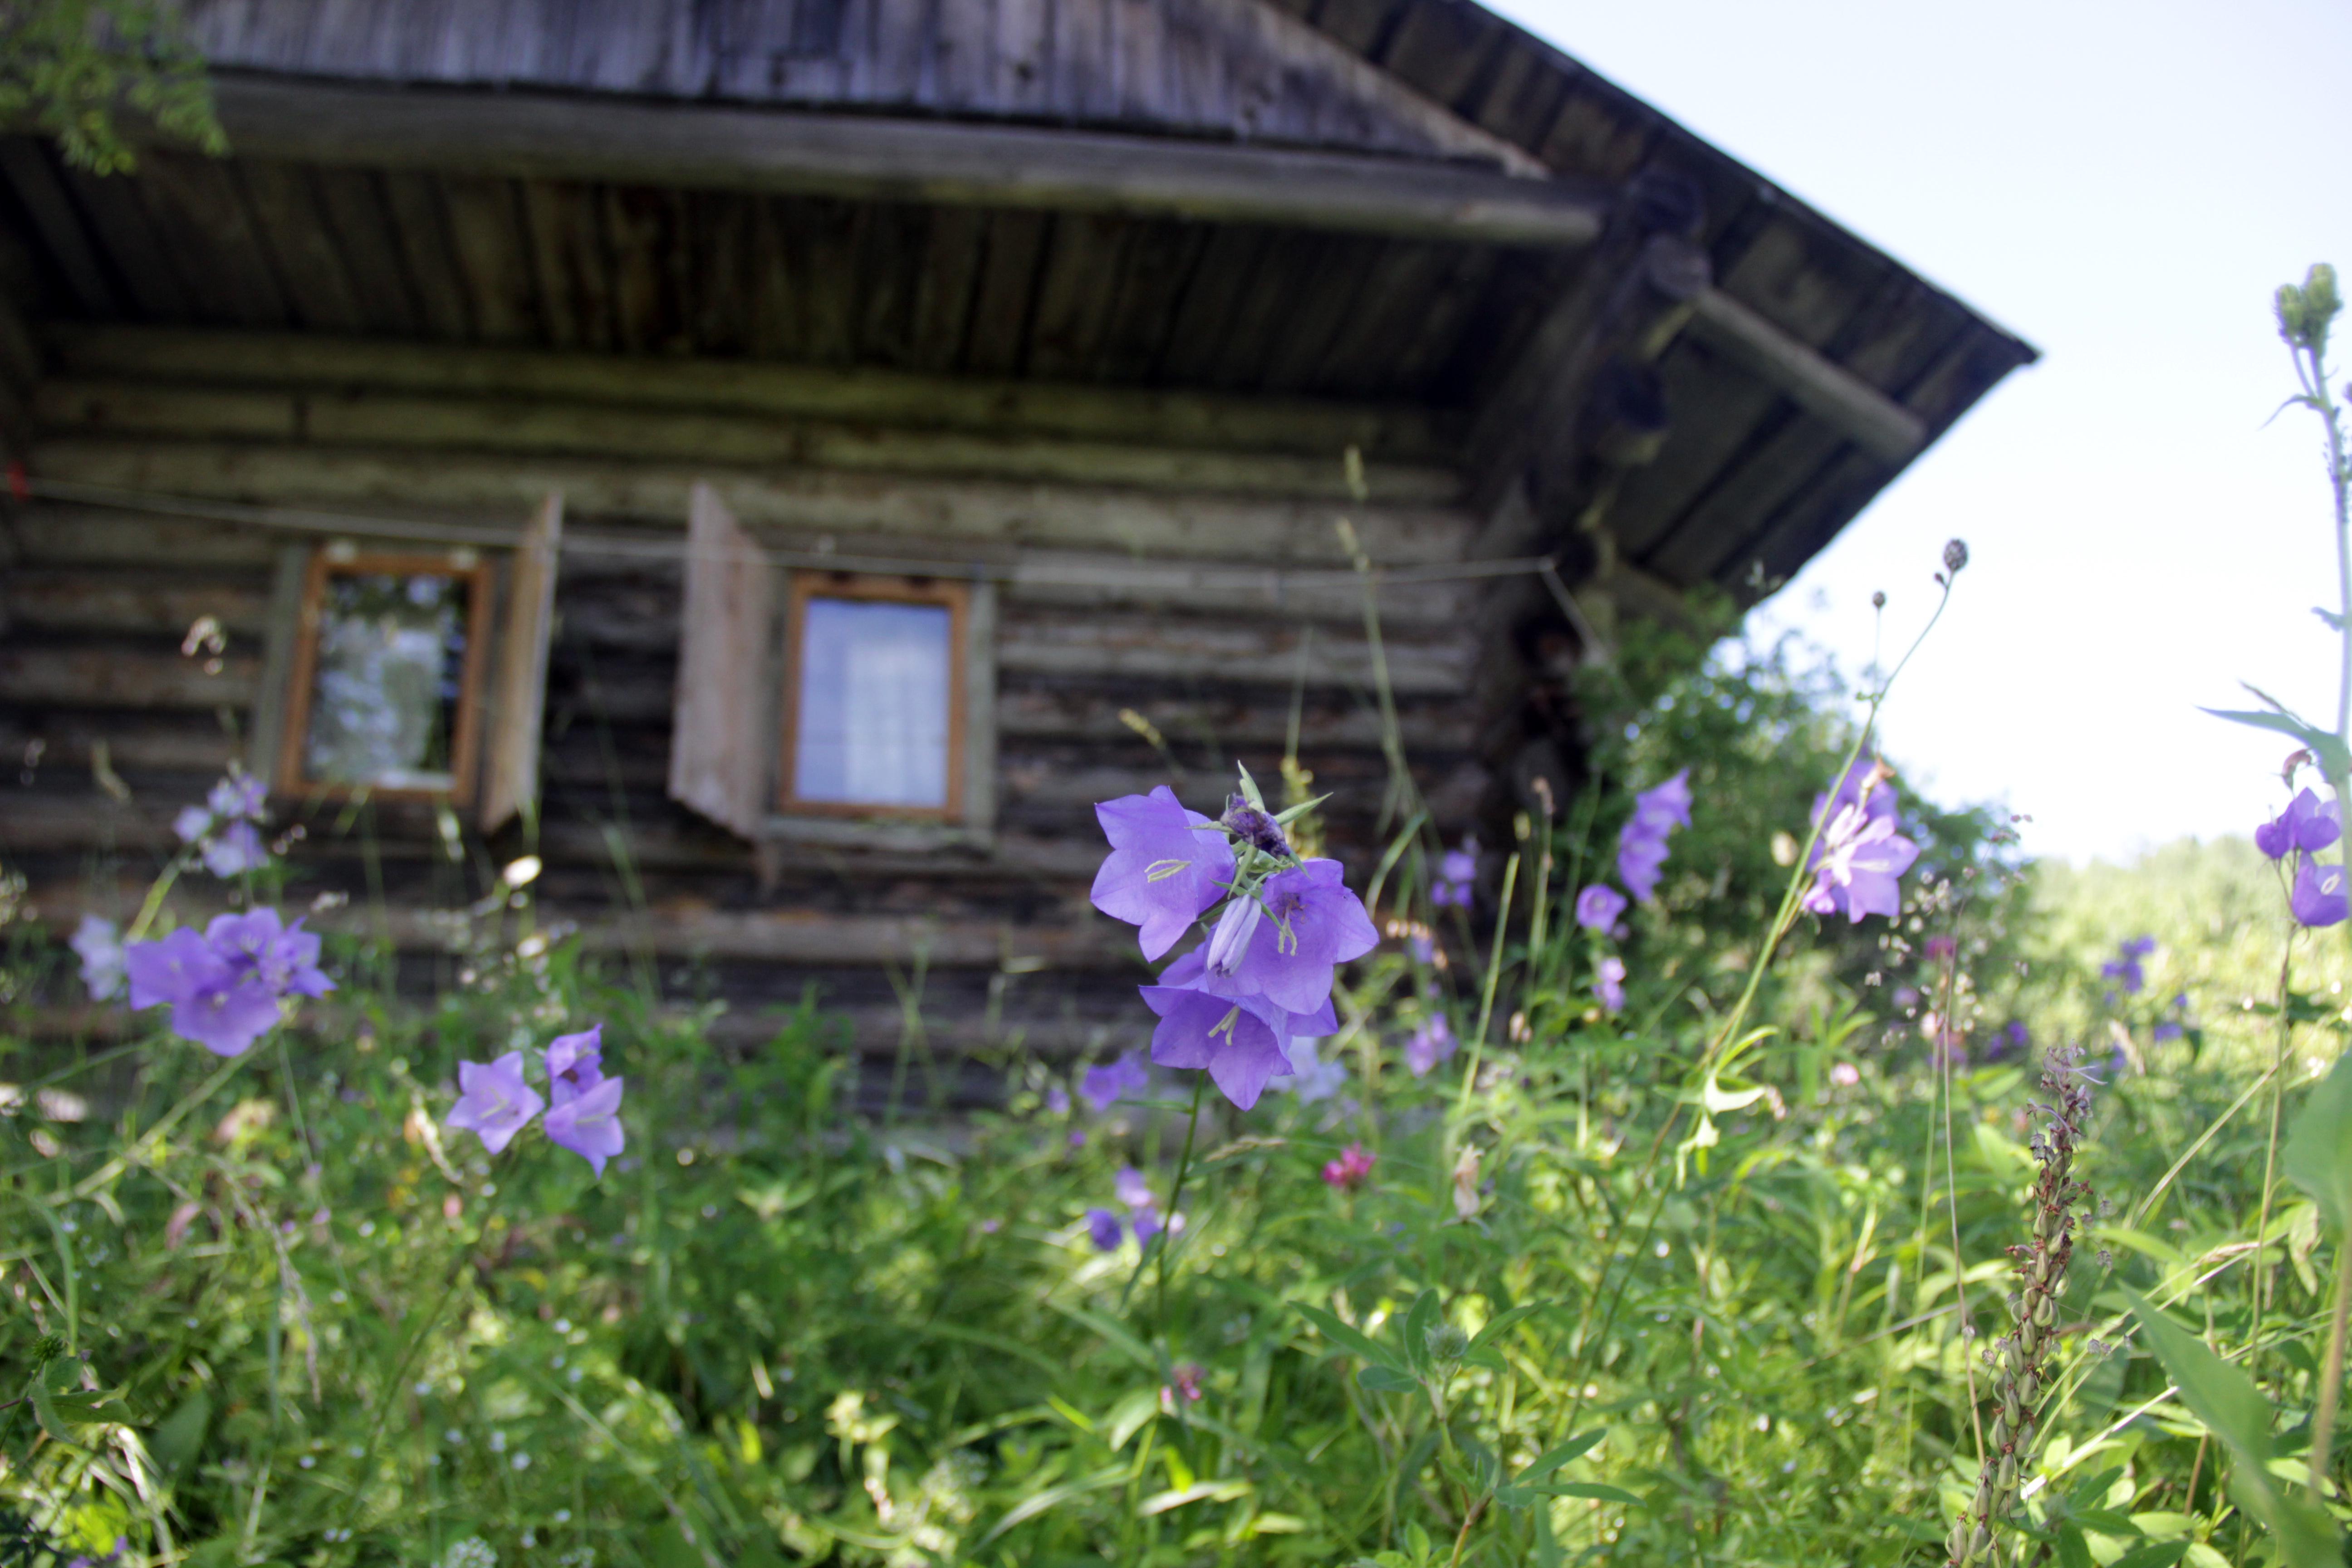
2056,1523,2093,1568
976,1462,1131,1546
2065,1466,2127,1510
1235,761,1267,811
148,1391,212,1476
1358,1366,1419,1393
2111,1545,2190,1568
1466,1302,1548,1355
2200,705,2352,777
1491,1484,1533,1513
1518,1431,1605,1482
1294,1303,1406,1373
1272,794,1331,825
1401,1289,1440,1378
2121,1285,2339,1568
2286,1049,2352,1234
1541,1483,1643,1505
2070,1509,2142,1536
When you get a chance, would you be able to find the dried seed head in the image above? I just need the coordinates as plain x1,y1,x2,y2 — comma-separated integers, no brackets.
1944,539,1970,574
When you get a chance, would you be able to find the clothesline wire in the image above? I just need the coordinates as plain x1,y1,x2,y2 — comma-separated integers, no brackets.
17,475,1573,593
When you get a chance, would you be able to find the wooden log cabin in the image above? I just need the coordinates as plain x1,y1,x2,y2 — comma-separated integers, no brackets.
0,0,2034,1098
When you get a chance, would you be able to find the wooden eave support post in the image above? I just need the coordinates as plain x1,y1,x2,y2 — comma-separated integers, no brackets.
196,75,1612,250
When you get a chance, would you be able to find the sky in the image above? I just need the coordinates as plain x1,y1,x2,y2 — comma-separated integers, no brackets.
1478,0,2352,865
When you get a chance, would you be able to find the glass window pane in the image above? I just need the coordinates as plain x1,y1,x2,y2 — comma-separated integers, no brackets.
302,571,471,790
794,597,953,809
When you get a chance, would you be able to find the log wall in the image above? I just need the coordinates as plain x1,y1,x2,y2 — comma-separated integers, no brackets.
0,330,1493,1095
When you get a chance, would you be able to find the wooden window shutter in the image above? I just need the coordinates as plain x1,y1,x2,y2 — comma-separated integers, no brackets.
480,492,564,833
667,482,774,838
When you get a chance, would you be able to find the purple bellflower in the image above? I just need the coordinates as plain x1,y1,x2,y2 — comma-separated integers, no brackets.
71,915,125,1002
1089,787,1239,960
1404,1013,1455,1077
1593,956,1627,1014
1281,1036,1350,1102
1137,981,1295,1110
1080,1051,1150,1112
1198,859,1378,1014
208,770,268,823
2258,789,2344,860
1613,770,1692,903
445,1053,545,1155
173,806,214,846
1801,762,1919,922
1132,1207,1164,1245
2101,936,2155,995
1086,1207,1124,1252
1574,884,1627,932
203,822,270,878
2293,859,2350,928
206,908,335,1000
123,926,281,1057
1432,840,1478,907
546,1025,604,1101
1115,1166,1154,1210
544,1075,625,1176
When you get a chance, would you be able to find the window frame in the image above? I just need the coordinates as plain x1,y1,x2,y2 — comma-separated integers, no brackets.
774,570,970,823
274,547,498,806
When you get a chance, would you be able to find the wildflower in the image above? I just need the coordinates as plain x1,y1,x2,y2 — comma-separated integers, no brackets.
1220,795,1293,859
1115,1166,1154,1210
1198,859,1378,1014
445,1053,545,1155
1089,787,1239,960
1574,884,1627,932
1801,780,1920,924
1165,1362,1203,1403
545,1025,604,1101
1450,1144,1483,1222
544,1075,625,1176
206,908,335,1000
209,770,269,823
123,927,281,1057
2292,859,2349,928
1593,956,1627,1014
1829,1062,1860,1087
1613,771,1691,903
1132,1206,1164,1245
1044,1085,1071,1116
1137,980,1294,1110
1924,934,1957,962
71,915,125,1001
2100,936,2154,995
1085,1207,1123,1252
1321,1142,1376,1191
174,805,215,845
1079,1051,1150,1112
202,821,270,877
2256,788,2342,859
1431,839,1478,907
1281,1036,1350,1102
1404,1013,1455,1077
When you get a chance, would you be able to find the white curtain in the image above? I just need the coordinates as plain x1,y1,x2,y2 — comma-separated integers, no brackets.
793,598,952,808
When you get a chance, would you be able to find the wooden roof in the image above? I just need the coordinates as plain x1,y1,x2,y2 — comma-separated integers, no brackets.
0,0,2035,598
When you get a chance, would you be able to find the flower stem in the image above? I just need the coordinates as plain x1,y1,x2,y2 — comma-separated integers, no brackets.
2310,1235,2352,1498
1455,849,1520,1117
1152,1075,1206,1333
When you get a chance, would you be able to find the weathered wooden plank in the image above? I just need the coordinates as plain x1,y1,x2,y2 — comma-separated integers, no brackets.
1025,212,1132,381
130,150,290,327
480,491,563,832
962,210,1051,376
602,182,689,355
1259,235,1387,392
994,608,1473,694
198,76,1603,247
0,712,241,775
850,201,928,368
516,181,590,352
906,205,987,374
308,169,424,336
47,323,1461,461
688,189,755,358
1154,225,1272,384
793,197,867,366
2,508,284,568
232,161,367,333
746,196,807,360
31,437,1477,564
377,171,476,339
0,142,119,316
1088,217,1208,382
995,685,1474,751
440,174,541,343
1,570,273,637
36,379,298,441
52,162,188,319
0,645,260,709
668,483,774,838
1686,287,1926,464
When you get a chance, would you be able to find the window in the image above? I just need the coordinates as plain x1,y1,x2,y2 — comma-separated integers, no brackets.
779,575,967,818
666,482,996,843
249,498,563,827
276,549,495,801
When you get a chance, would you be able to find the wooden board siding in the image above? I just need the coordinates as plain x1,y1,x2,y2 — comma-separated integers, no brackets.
0,377,1487,1088
176,0,1544,172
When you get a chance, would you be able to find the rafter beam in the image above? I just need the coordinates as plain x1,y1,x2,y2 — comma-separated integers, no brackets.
193,75,1612,250
1688,289,1928,464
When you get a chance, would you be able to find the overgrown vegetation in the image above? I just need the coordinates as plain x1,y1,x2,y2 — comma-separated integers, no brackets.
4,275,2352,1568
